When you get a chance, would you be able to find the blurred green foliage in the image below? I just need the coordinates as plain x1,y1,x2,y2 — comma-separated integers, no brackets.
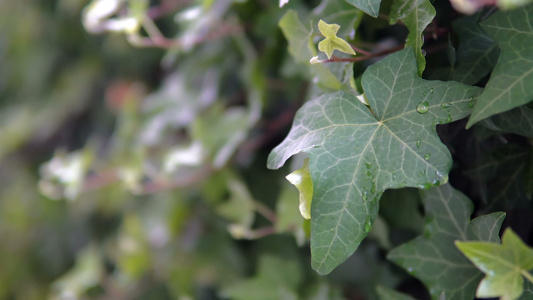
1,0,532,300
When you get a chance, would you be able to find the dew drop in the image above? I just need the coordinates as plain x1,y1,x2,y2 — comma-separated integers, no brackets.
416,139,421,148
365,162,372,169
421,49,427,56
418,182,432,189
416,101,429,114
468,97,475,108
424,153,431,160
362,191,368,202
371,181,376,194
420,169,426,175
445,114,452,123
366,171,372,177
364,216,373,233
430,88,434,94
441,103,451,109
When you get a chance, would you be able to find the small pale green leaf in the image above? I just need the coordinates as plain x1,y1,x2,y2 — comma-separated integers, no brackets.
268,48,483,275
317,20,356,59
389,0,436,75
345,0,381,17
467,4,533,127
387,184,506,300
286,158,313,219
376,286,417,300
456,228,533,300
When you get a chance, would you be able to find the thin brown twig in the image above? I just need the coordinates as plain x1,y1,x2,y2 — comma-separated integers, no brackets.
129,22,242,49
253,201,277,223
138,165,214,195
323,45,405,63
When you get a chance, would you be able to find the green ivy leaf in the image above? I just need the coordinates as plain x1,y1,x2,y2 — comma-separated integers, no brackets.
387,184,506,300
286,158,313,219
317,20,356,59
482,106,533,138
312,0,364,39
345,0,381,18
267,48,482,274
221,255,302,300
464,145,531,209
467,4,533,128
451,16,500,85
456,228,533,300
389,0,436,75
278,10,343,91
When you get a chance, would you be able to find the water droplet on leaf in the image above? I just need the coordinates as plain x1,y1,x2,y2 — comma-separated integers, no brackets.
424,153,430,160
371,181,376,194
441,103,451,109
365,162,372,169
416,139,421,148
416,101,429,114
445,114,452,123
362,191,368,202
430,88,434,94
468,97,475,108
364,216,373,233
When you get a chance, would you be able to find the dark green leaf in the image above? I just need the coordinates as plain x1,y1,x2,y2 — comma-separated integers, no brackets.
387,184,506,300
345,0,381,18
467,4,533,127
451,16,500,85
389,0,436,75
268,48,482,274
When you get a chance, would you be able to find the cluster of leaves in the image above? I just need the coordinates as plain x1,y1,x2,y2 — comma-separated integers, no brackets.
1,0,533,299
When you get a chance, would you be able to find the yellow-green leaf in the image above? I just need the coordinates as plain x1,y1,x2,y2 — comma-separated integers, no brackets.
286,158,313,219
456,228,533,300
317,20,356,59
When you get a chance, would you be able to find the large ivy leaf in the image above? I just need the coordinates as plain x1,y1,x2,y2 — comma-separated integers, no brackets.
267,48,482,274
456,228,533,300
389,0,436,75
387,184,506,300
451,16,500,85
345,0,381,18
467,4,533,127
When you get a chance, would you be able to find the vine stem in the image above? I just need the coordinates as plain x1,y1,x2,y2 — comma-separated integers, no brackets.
253,200,277,223
324,45,405,63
